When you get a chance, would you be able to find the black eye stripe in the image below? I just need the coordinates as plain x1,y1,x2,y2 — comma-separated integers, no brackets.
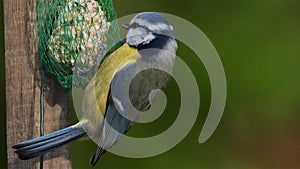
129,22,152,33
129,22,139,28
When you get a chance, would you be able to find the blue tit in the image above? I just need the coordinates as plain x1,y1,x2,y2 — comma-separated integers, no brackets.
12,12,178,166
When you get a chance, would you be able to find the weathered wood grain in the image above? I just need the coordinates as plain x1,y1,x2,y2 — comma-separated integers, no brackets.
4,0,72,168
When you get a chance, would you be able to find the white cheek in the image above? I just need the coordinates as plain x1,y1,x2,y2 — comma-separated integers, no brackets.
142,33,156,45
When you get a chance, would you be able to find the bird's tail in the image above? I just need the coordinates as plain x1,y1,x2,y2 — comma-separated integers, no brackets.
12,124,86,160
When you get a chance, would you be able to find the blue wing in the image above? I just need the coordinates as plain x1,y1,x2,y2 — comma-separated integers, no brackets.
90,64,136,166
90,61,171,166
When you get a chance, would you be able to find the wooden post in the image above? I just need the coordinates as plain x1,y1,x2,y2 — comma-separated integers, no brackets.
4,0,72,169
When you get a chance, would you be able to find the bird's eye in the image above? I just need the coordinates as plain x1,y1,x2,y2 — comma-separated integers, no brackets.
130,22,139,28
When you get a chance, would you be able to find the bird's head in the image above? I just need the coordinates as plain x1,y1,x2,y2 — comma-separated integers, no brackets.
123,12,176,48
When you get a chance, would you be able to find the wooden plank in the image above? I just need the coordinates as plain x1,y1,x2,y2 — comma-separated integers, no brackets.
4,0,72,168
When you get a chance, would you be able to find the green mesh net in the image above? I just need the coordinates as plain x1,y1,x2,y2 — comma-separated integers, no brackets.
37,0,120,90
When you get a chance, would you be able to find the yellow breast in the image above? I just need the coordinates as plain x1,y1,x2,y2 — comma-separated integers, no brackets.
86,43,141,116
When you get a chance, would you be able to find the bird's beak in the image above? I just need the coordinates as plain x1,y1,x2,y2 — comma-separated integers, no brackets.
122,23,130,30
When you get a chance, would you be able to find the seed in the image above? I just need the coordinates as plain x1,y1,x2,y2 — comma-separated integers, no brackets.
90,31,95,36
86,43,93,49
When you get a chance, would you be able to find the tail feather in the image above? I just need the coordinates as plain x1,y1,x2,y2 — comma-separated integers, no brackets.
12,127,73,149
12,125,86,160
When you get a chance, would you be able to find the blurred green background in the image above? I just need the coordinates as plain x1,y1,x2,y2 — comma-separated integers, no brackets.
1,0,300,168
